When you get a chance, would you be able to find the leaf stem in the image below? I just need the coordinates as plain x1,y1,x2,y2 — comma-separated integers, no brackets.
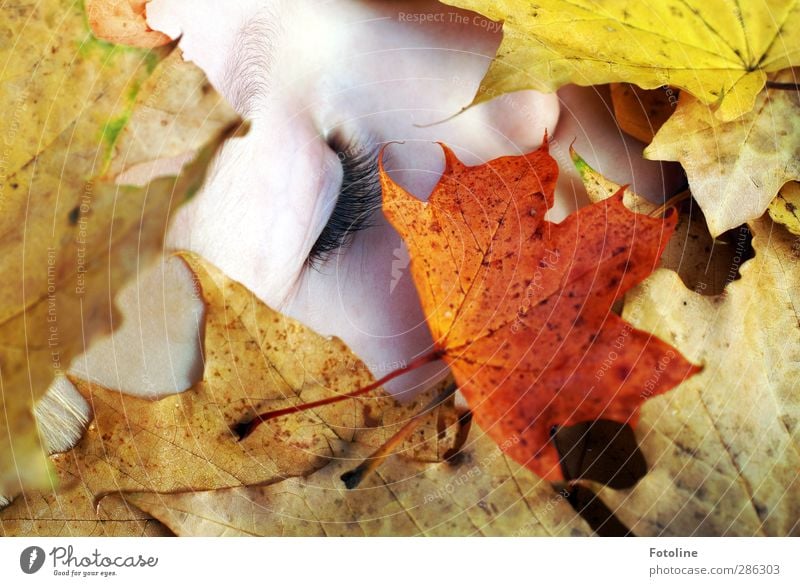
648,189,690,218
234,348,445,440
765,80,800,91
340,382,458,489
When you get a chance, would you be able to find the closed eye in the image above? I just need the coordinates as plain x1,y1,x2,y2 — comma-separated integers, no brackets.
307,136,382,267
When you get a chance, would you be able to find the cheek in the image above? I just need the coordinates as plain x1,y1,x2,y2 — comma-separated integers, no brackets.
285,219,447,395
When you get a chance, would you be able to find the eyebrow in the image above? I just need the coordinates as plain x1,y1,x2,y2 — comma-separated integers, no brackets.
222,8,281,116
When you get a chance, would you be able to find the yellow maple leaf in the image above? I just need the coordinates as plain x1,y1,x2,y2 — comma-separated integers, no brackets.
442,0,800,121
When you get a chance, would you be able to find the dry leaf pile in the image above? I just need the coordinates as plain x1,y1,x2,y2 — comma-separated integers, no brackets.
1,0,798,537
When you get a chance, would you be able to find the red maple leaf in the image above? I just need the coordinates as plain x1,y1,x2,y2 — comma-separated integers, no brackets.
381,140,701,480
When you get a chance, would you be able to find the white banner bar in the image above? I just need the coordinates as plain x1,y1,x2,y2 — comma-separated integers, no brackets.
1,537,797,585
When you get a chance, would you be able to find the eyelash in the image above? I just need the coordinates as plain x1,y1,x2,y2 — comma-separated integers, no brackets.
307,137,382,267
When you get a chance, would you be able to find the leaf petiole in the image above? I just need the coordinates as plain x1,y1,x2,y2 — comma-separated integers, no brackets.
340,381,458,489
765,80,800,91
234,348,445,440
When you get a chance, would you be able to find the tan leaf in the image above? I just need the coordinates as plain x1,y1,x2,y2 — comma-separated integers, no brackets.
645,69,800,237
0,1,240,494
86,0,172,48
0,488,171,537
0,124,238,496
108,49,239,179
593,217,800,536
0,2,166,176
0,253,458,535
125,429,592,537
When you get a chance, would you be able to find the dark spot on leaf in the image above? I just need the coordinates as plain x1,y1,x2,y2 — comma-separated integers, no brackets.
68,206,80,225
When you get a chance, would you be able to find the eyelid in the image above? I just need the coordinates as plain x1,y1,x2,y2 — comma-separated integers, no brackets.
306,137,382,267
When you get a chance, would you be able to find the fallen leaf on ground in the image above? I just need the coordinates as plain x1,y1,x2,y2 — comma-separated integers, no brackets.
125,428,592,536
593,217,800,536
645,69,800,236
0,123,236,517
0,0,161,491
0,253,458,535
1,483,172,537
441,0,800,121
768,182,800,236
609,83,676,144
0,0,241,496
86,0,171,48
381,141,700,481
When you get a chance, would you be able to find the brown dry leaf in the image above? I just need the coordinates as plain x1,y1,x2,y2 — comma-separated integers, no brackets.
1,484,171,537
572,153,798,533
0,119,236,496
125,428,592,536
645,69,800,237
609,83,676,144
86,0,171,48
768,182,800,236
0,1,242,495
0,253,458,535
0,124,236,525
592,217,800,536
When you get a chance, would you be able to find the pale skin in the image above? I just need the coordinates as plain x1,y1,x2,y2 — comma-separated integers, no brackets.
41,0,680,448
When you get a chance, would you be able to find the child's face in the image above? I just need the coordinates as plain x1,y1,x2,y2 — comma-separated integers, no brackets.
78,0,679,397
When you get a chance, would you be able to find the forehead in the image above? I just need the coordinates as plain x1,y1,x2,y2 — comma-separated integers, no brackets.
223,12,281,115
225,2,346,115
148,1,310,101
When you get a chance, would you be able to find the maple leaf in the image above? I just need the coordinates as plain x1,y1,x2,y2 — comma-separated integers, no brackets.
571,148,741,296
593,217,800,536
86,0,171,48
381,141,701,481
441,0,800,121
0,1,239,494
124,430,591,536
0,253,458,536
0,127,234,497
645,69,800,236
